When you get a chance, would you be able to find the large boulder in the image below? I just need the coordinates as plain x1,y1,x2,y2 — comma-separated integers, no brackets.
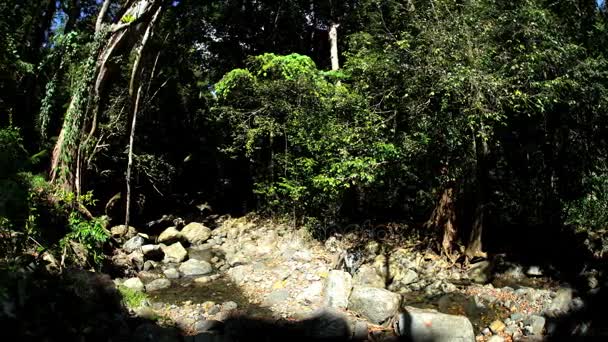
162,242,188,263
123,277,144,292
395,307,475,342
145,278,171,292
181,222,212,245
158,227,183,244
323,270,353,310
179,259,213,276
348,286,401,324
353,264,385,288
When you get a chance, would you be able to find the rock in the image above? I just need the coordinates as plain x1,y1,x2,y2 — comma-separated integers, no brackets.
297,281,324,303
505,324,519,336
158,227,183,244
348,286,401,324
489,320,506,333
510,312,524,322
181,222,212,245
111,225,138,239
146,278,171,292
546,288,573,316
207,304,221,315
464,296,486,318
124,236,145,253
397,269,419,285
503,265,526,279
265,289,290,306
163,268,180,279
292,250,313,262
525,315,545,336
467,261,493,284
526,265,543,277
487,336,505,342
353,264,385,288
227,265,251,285
123,277,145,292
221,301,238,311
179,259,213,276
143,260,158,271
395,307,475,342
141,244,164,261
193,320,223,334
129,250,145,270
323,270,353,310
162,242,188,263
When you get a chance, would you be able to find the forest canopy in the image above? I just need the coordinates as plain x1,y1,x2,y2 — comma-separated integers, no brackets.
2,0,608,264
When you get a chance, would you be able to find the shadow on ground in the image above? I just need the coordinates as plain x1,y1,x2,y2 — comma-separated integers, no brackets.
485,223,608,340
1,265,181,341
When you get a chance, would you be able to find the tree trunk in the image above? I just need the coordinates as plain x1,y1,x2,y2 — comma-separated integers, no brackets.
466,135,489,260
125,6,162,227
328,22,340,71
425,186,458,259
50,0,165,193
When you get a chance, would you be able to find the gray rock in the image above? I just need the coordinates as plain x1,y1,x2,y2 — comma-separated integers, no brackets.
158,227,183,244
146,278,171,292
181,222,212,245
400,269,419,285
510,312,524,322
324,270,353,310
265,289,290,306
124,236,145,253
221,301,238,311
462,296,485,318
467,261,493,284
505,324,519,336
193,320,223,334
395,307,475,342
163,268,180,279
141,244,164,261
546,288,573,316
143,260,159,271
525,315,545,336
179,259,213,276
353,264,385,288
123,277,145,292
129,250,145,270
226,265,251,285
348,286,401,324
162,242,188,263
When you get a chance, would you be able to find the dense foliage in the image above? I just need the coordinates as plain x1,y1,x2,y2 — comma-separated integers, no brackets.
1,0,608,262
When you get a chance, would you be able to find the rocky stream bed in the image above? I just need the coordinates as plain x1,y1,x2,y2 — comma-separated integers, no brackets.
88,216,604,341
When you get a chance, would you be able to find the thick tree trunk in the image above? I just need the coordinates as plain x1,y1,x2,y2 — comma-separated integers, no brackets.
328,22,340,70
425,186,458,259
